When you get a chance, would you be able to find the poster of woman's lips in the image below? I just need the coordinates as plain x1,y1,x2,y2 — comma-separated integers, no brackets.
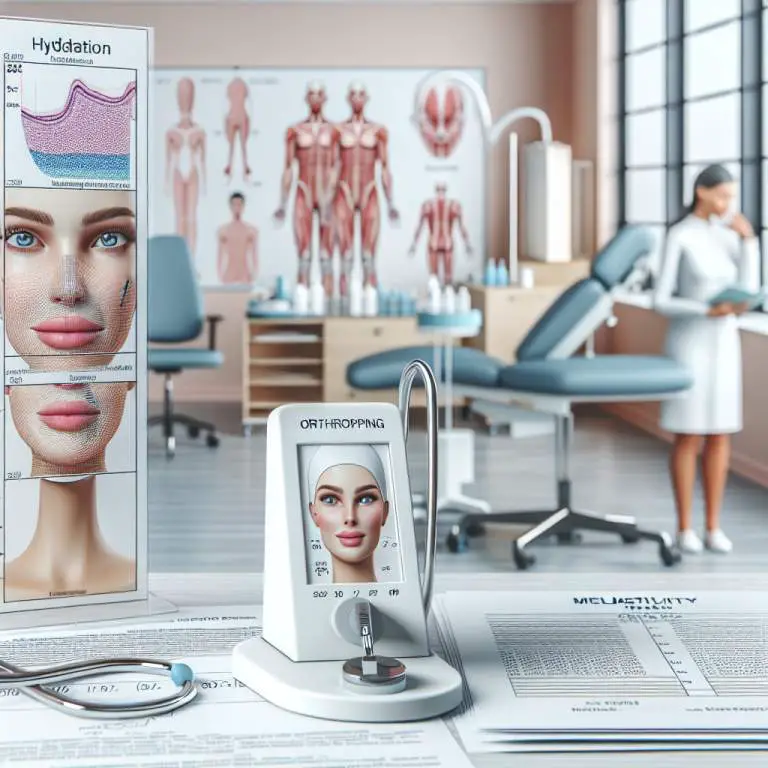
0,17,151,615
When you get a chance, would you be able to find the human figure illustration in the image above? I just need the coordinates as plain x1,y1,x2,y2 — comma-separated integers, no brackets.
307,445,390,584
217,192,259,285
274,81,340,296
408,182,472,285
333,81,399,293
165,77,206,261
224,76,252,181
4,381,136,601
4,476,136,601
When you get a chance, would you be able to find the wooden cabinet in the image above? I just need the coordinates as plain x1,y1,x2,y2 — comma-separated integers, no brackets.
243,316,450,428
241,263,590,428
519,257,590,286
323,317,427,403
243,318,325,426
465,260,590,362
464,286,559,362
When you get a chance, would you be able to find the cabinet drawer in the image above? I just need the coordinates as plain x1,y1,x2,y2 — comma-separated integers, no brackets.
324,317,418,349
324,317,452,402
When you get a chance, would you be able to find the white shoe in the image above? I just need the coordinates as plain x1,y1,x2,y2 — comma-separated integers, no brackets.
705,529,732,554
677,529,703,553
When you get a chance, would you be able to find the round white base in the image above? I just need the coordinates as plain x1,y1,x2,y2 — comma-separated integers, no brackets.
232,637,464,722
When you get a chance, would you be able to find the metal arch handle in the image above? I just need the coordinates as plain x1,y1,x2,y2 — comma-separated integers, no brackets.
397,359,439,617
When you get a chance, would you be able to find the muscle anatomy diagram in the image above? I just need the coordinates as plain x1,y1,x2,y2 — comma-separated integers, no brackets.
274,81,340,295
409,183,472,285
152,68,484,291
165,77,206,260
333,81,399,293
414,81,464,158
224,76,252,181
217,192,259,285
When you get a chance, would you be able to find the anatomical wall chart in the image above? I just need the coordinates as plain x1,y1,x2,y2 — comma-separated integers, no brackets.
0,17,150,621
152,68,485,293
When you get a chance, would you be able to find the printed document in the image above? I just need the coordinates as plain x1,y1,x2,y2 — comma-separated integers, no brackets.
434,590,768,751
0,606,474,767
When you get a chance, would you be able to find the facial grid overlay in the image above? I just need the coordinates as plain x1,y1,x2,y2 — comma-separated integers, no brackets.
6,381,134,478
3,188,137,370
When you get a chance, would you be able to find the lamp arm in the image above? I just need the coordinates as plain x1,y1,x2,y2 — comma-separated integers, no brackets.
489,107,553,145
397,359,439,617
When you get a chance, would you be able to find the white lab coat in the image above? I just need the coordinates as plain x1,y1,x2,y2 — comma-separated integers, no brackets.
652,214,761,434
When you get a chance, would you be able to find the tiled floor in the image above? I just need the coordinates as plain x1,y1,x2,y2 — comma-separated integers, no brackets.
147,403,768,575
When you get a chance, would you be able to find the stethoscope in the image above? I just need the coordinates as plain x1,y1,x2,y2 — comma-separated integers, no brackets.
0,657,198,718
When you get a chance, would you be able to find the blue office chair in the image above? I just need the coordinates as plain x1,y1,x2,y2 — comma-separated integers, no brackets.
148,235,224,457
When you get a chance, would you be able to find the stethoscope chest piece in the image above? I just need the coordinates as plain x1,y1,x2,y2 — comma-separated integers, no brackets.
342,655,407,694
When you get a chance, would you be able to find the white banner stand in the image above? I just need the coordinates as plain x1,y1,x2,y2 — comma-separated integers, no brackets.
0,16,172,629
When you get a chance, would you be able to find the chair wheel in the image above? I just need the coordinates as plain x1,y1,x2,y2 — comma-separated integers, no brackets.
660,543,682,566
466,521,485,537
206,434,220,448
188,425,200,438
512,542,535,570
446,531,467,553
621,532,641,544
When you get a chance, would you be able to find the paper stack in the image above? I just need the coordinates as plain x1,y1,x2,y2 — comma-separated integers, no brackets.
433,590,768,753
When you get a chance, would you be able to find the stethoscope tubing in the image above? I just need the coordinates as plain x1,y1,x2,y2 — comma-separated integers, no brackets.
0,657,197,719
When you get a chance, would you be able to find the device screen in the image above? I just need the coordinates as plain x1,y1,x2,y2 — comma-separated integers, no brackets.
298,443,402,585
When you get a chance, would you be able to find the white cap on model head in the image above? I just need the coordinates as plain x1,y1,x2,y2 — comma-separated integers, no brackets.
306,444,387,503
47,474,90,484
307,80,325,94
348,80,366,95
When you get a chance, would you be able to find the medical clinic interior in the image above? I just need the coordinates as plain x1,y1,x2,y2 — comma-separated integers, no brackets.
3,0,768,589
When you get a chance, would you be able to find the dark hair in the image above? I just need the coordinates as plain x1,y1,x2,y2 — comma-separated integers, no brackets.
230,192,245,202
670,163,733,226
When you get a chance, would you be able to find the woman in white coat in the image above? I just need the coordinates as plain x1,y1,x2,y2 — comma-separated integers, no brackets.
653,165,760,555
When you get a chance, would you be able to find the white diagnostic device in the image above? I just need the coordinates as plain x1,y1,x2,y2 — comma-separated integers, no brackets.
232,360,464,722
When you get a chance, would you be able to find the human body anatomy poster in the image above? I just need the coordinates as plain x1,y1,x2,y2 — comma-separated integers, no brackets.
151,68,485,292
0,17,150,617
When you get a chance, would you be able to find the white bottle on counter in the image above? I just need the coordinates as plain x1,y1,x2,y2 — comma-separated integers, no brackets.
349,278,364,317
310,281,326,315
442,285,456,314
293,283,309,315
363,284,379,317
456,285,472,314
427,278,442,313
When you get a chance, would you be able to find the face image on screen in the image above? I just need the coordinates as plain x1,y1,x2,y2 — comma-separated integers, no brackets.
299,443,402,585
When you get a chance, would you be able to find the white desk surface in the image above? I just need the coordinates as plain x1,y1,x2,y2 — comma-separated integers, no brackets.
146,571,768,768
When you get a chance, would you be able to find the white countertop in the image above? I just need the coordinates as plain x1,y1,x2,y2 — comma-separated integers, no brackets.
146,571,768,768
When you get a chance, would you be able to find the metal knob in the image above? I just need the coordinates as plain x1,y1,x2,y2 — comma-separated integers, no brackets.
341,600,406,694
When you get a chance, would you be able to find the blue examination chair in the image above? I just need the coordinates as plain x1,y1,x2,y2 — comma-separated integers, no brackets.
346,226,693,569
